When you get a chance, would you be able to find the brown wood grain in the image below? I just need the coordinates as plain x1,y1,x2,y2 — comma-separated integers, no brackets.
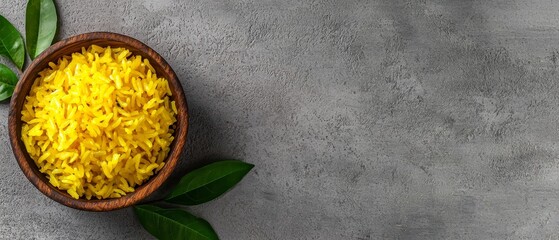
8,32,189,211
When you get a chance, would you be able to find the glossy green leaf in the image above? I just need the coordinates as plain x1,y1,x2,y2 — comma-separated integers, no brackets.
0,15,25,69
26,0,58,59
0,64,18,101
134,205,219,240
166,160,254,205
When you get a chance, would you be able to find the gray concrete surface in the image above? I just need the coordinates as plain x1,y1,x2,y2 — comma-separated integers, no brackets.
2,0,559,239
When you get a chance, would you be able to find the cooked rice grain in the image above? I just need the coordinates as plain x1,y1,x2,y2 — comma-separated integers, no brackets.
21,45,177,199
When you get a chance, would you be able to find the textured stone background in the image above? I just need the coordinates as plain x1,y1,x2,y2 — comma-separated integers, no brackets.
2,0,559,239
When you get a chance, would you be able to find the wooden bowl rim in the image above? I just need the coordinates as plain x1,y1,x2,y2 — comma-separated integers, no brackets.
8,32,188,211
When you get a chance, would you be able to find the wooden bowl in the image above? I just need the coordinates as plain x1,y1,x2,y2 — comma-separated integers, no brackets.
8,32,188,211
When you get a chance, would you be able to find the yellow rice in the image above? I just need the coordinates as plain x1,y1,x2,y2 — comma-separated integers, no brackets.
21,45,177,199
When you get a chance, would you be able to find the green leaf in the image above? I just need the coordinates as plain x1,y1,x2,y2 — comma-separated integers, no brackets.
0,15,25,69
166,160,254,205
26,0,58,59
134,205,219,240
0,64,18,101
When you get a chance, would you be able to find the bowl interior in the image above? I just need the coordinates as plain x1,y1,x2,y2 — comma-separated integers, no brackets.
8,32,188,211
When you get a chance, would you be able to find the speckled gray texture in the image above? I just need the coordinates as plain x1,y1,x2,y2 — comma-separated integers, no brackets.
2,0,559,239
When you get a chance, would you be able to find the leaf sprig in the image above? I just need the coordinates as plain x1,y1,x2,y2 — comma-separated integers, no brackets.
0,0,58,99
135,160,255,240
